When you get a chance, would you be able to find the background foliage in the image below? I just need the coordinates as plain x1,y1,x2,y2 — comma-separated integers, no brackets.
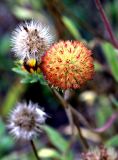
0,0,118,159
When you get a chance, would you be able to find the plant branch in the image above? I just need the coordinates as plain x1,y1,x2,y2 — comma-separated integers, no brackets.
95,0,118,48
73,116,89,151
64,90,75,139
52,88,89,150
30,140,40,160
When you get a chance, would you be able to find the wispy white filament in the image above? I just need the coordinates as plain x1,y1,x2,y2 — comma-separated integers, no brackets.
8,101,47,140
11,20,55,60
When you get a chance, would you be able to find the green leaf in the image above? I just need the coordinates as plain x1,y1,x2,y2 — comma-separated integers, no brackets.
0,121,14,155
0,34,11,55
94,61,103,71
30,0,43,10
105,135,118,147
62,16,81,39
102,43,118,82
12,67,28,76
109,95,118,108
13,65,47,85
1,153,29,160
20,73,47,85
12,6,45,20
0,136,14,151
43,125,68,152
38,75,48,85
38,148,61,159
0,120,6,136
20,76,38,84
1,82,26,116
96,95,113,127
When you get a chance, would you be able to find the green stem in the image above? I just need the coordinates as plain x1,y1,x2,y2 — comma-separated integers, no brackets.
30,140,40,160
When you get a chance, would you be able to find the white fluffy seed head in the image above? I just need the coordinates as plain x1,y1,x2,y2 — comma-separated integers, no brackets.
11,20,55,60
8,101,47,140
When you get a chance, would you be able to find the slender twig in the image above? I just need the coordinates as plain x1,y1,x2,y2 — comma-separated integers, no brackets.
53,88,118,133
74,118,89,151
64,107,75,138
51,88,93,132
30,140,40,160
52,88,89,150
95,0,118,48
63,90,76,157
64,90,75,139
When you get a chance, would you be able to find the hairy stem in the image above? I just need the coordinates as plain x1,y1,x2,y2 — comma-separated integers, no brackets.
95,0,118,48
30,140,40,160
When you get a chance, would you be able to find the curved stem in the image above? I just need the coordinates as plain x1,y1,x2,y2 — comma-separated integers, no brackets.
30,140,40,160
64,90,75,139
52,88,89,150
64,106,75,138
75,120,89,151
95,0,118,48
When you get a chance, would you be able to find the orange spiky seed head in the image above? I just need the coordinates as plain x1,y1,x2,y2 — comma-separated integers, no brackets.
41,41,94,90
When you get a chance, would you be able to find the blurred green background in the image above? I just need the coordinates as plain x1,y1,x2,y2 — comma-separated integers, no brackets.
1,0,118,159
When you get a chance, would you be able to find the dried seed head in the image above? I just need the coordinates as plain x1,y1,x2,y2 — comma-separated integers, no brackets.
81,146,118,160
11,20,55,61
41,40,94,89
8,101,47,140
